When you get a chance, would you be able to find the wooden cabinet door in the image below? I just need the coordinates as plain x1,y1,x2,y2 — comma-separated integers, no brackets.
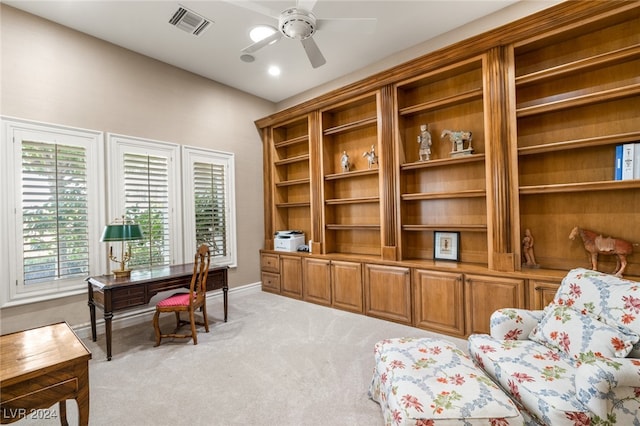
280,255,303,299
464,274,525,335
364,264,411,325
303,258,331,306
331,260,363,313
529,279,560,310
413,269,465,337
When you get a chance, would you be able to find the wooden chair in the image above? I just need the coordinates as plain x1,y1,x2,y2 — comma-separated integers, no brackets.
153,244,211,346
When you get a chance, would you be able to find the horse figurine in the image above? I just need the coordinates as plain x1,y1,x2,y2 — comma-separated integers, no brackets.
569,226,636,277
441,130,473,156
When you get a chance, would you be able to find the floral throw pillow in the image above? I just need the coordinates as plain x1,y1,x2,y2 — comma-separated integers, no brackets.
529,304,639,360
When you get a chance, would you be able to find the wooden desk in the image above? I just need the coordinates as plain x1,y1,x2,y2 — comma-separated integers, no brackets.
87,264,228,360
0,322,91,425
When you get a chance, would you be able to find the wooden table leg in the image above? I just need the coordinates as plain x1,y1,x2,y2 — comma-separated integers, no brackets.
58,401,68,426
104,312,113,361
223,287,228,322
75,362,90,426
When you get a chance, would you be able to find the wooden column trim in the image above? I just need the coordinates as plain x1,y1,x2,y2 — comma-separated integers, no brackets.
262,126,274,250
484,46,515,272
378,85,398,260
309,110,323,253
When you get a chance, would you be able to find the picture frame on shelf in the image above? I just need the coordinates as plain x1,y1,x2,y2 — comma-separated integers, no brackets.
434,231,460,261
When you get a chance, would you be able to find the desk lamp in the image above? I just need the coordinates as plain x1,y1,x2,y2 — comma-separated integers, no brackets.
101,216,144,278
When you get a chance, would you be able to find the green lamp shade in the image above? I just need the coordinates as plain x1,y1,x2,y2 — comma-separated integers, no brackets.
101,224,144,242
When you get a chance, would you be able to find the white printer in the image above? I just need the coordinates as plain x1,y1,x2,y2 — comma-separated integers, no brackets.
274,230,305,252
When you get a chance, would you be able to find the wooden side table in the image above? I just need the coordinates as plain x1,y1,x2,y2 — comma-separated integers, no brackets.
0,322,92,425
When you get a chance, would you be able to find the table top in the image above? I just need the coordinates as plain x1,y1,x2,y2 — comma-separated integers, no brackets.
0,322,91,386
87,263,228,289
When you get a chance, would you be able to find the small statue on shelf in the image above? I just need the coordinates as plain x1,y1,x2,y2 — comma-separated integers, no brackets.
340,151,350,172
522,228,539,268
362,145,378,169
417,124,432,161
441,129,473,158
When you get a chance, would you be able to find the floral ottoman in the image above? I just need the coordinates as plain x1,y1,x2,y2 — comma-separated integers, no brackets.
369,337,523,425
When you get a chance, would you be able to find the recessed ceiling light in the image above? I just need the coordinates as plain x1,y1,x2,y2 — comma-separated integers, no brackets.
250,25,277,43
268,65,281,77
240,54,255,63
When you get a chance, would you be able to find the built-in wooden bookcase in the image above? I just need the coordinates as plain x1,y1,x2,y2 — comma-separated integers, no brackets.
513,8,640,275
320,92,381,256
271,116,312,240
395,57,488,264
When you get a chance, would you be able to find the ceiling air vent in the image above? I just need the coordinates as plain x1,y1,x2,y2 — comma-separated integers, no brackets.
169,6,212,36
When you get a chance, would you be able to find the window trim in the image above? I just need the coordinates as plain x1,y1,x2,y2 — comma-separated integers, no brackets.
107,133,183,267
1,116,106,307
182,145,237,267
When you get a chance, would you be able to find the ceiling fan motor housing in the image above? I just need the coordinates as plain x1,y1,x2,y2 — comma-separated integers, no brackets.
279,8,316,40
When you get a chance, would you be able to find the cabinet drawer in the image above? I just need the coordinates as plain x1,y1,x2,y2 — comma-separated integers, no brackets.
261,272,280,293
261,253,280,273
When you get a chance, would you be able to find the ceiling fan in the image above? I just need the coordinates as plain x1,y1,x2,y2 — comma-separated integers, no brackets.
231,0,376,69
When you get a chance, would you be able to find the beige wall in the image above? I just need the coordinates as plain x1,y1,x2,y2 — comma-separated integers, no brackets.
0,5,275,333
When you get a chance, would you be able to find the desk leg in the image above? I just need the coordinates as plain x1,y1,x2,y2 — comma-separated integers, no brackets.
88,303,97,342
88,284,97,342
104,312,113,361
223,287,228,322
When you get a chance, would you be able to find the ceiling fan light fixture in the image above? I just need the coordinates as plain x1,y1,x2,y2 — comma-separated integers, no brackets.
279,8,316,40
249,25,278,43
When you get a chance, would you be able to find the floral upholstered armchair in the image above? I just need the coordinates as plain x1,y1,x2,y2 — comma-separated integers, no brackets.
468,268,640,425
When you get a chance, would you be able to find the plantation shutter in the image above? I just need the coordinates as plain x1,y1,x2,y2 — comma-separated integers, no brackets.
193,162,227,257
123,153,171,267
21,141,89,284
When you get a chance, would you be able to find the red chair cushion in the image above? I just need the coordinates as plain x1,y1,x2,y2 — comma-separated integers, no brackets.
157,293,192,307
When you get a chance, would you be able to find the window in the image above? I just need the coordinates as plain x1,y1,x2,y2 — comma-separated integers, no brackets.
1,118,105,306
107,134,182,267
182,146,237,266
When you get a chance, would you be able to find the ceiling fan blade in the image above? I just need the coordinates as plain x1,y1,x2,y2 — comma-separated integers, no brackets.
301,37,326,69
297,0,318,12
317,18,377,34
241,31,283,53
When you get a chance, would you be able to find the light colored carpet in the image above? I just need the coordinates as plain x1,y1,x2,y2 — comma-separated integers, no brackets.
20,289,467,426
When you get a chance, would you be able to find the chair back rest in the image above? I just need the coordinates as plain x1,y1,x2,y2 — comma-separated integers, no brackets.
189,244,211,304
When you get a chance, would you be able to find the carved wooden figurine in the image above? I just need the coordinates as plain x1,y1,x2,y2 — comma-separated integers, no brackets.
569,226,635,277
522,228,539,268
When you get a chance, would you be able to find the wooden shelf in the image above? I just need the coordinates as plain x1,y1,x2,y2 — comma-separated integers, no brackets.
325,196,379,205
274,154,310,166
323,117,377,135
402,224,487,232
520,180,640,195
325,168,378,181
401,154,485,171
518,132,640,156
275,178,310,187
398,89,483,116
275,202,311,208
516,44,640,87
402,190,485,201
274,135,309,149
516,83,640,117
326,224,381,230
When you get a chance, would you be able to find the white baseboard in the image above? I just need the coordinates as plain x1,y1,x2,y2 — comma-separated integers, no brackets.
73,282,261,339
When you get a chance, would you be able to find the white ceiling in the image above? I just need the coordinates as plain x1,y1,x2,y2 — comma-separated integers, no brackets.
5,0,527,103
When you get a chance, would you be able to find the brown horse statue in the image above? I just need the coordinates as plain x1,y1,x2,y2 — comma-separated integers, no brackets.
569,226,635,277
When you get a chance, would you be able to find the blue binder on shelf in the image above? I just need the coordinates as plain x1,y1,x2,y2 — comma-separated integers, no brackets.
615,144,623,181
